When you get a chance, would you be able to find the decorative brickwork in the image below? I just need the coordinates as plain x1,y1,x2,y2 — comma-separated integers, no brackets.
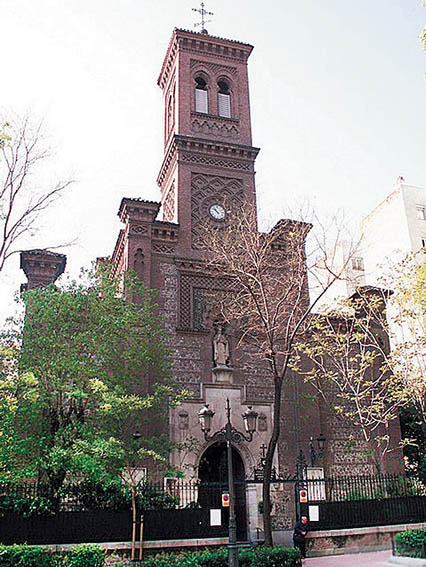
191,115,240,140
178,271,234,329
130,225,148,235
162,182,175,222
152,243,175,255
190,59,238,78
191,173,244,247
270,484,294,530
181,153,250,171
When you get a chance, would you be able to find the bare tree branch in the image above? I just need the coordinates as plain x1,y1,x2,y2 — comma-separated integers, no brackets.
198,201,358,546
0,115,74,274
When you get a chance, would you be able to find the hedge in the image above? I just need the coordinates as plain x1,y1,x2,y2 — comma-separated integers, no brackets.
141,546,301,567
0,544,105,567
395,529,426,558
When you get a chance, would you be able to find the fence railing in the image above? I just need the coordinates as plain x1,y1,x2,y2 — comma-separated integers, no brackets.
1,474,426,537
0,480,230,545
0,479,228,512
298,473,426,502
296,474,426,530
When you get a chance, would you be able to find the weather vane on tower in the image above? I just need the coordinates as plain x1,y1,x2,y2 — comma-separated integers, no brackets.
192,2,214,35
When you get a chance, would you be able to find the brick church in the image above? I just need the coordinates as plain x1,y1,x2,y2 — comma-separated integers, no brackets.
20,27,403,538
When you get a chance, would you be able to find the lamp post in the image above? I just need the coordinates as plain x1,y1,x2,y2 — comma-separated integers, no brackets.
309,433,326,467
130,430,142,563
296,434,326,478
199,399,258,567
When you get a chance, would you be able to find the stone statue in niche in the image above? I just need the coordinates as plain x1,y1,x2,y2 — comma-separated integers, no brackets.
213,324,230,368
178,410,189,430
258,413,268,432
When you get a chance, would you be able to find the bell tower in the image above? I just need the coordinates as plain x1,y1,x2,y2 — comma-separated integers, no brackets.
157,28,260,254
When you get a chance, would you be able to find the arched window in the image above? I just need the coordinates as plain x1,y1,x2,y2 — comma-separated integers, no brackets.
167,95,173,135
218,79,231,118
195,76,208,114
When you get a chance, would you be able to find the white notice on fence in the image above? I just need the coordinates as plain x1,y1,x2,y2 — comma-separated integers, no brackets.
309,505,319,522
210,509,222,526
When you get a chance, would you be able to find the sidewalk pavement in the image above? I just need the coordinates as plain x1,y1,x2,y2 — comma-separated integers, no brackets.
305,549,392,566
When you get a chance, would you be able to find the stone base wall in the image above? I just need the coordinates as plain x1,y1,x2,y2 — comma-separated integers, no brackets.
305,523,426,557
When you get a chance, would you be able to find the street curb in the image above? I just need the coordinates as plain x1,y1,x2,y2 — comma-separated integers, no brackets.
388,557,426,567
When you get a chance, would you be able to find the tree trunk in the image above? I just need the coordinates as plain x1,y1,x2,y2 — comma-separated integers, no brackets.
262,376,283,547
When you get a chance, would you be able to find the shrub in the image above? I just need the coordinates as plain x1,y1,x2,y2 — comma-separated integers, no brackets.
0,544,55,567
63,544,105,567
0,495,57,517
0,544,105,567
395,529,426,558
140,546,301,567
63,480,129,512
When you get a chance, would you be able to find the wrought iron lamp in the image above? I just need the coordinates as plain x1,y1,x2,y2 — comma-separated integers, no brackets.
309,433,326,467
198,399,258,567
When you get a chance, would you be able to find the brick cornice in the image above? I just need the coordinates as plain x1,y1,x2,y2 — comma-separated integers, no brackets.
20,249,67,289
157,135,260,186
118,198,161,223
158,28,253,90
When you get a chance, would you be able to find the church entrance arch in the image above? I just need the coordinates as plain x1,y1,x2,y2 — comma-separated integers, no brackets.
198,443,247,541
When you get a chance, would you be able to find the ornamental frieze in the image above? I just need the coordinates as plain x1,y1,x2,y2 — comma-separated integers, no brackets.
190,59,238,78
191,115,240,140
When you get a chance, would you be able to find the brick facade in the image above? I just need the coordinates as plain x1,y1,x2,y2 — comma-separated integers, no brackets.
20,28,403,537
105,29,403,534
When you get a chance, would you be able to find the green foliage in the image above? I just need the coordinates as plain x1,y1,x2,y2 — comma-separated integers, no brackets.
0,494,56,517
140,547,301,567
296,291,403,469
0,545,55,567
0,544,105,567
400,406,426,482
0,477,181,516
63,478,129,512
395,529,426,558
0,267,181,490
63,545,105,567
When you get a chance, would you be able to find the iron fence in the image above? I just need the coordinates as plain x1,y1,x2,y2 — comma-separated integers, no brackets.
0,479,227,512
1,474,426,542
295,473,426,530
0,480,230,544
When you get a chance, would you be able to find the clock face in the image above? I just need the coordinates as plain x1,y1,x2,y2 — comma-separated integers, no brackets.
209,204,226,220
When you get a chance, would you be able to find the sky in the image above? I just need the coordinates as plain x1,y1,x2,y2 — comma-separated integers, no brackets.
1,0,425,322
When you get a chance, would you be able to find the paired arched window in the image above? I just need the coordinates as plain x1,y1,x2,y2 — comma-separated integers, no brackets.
194,75,232,117
195,76,208,114
218,79,231,118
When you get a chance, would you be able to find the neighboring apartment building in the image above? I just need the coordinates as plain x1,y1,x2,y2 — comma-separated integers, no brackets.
361,178,426,287
315,178,426,311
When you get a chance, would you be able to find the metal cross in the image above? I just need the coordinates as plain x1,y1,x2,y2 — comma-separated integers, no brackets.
192,1,214,34
260,443,267,459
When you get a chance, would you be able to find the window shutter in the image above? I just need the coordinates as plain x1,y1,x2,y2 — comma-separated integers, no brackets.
195,89,208,113
218,93,231,118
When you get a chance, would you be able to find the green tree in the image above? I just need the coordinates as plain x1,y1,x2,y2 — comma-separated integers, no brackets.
297,253,425,473
384,253,426,433
0,267,180,492
296,289,404,472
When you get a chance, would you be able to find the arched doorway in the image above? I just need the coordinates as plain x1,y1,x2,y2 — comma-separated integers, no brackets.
198,443,247,541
